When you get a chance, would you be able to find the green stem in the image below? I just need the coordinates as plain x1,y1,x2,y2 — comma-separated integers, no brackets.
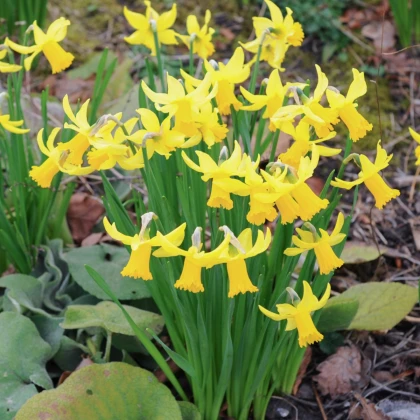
189,37,195,75
104,330,113,362
248,30,268,95
152,23,166,91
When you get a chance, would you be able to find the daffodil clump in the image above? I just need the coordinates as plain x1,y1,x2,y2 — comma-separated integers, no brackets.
2,2,402,419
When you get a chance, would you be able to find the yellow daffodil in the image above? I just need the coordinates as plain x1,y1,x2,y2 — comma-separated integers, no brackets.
241,157,277,225
271,65,339,138
240,69,305,131
279,121,340,169
176,103,228,149
61,95,122,165
104,214,186,280
255,0,304,47
331,141,399,209
142,73,216,122
182,141,249,209
87,118,140,170
30,128,63,188
219,226,271,297
241,0,303,69
0,112,29,134
182,47,250,115
259,281,330,347
258,151,329,224
178,10,215,60
153,227,230,293
409,127,420,165
242,36,289,71
0,48,22,73
30,128,92,188
6,18,74,74
284,213,346,274
124,2,178,56
326,69,373,142
128,108,184,158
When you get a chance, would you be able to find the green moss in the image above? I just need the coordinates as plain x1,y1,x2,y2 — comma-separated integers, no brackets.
50,0,126,63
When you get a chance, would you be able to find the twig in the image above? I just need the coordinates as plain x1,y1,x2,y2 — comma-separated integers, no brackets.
409,166,420,203
405,315,420,323
312,383,328,420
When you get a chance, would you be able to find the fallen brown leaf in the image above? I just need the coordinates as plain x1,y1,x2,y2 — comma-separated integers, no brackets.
361,21,396,52
372,370,394,383
58,356,94,386
219,27,236,42
293,347,312,395
67,192,105,242
40,74,94,102
81,232,105,247
314,345,362,397
349,393,390,420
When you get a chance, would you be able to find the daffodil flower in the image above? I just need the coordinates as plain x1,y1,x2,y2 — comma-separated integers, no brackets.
258,150,329,224
87,118,141,170
0,112,29,134
242,35,289,71
284,213,346,274
178,10,215,60
240,157,277,225
241,0,304,69
331,141,399,209
181,47,250,115
254,0,304,47
153,227,231,293
259,281,330,347
219,226,271,297
326,69,373,142
240,69,305,131
142,73,216,122
182,141,249,209
409,127,420,165
0,48,22,73
271,65,339,138
128,108,184,158
30,128,92,188
104,214,186,280
279,120,340,168
176,103,228,149
6,18,74,74
124,2,178,56
61,95,122,166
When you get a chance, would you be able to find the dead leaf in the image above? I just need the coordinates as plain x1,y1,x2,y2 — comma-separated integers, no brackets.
314,345,362,397
372,370,394,383
293,347,312,395
41,74,94,102
1,265,16,277
67,193,105,242
81,232,105,247
350,393,391,420
219,28,236,42
58,356,94,385
361,21,396,52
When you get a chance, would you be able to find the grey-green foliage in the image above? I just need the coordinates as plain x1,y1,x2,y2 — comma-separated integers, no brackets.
16,363,200,420
64,244,151,301
0,312,52,420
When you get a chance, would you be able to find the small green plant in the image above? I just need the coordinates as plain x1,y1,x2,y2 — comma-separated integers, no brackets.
0,0,48,40
389,0,420,47
282,0,351,61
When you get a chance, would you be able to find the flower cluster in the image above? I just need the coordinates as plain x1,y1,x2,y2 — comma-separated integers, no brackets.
241,0,304,70
104,214,271,298
7,1,402,352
